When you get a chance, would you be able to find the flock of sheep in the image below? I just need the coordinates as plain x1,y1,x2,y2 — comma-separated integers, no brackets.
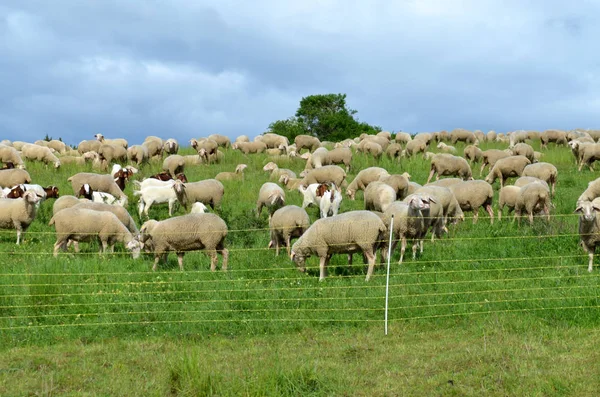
1,127,600,280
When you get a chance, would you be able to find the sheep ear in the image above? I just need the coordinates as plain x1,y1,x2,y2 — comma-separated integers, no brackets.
427,196,437,204
574,206,583,213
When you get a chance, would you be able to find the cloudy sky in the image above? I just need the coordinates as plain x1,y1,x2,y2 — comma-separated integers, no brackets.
1,1,598,146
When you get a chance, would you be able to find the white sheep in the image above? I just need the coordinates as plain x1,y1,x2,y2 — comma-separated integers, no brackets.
94,133,128,149
215,164,248,181
163,138,179,155
514,182,551,225
290,210,386,281
299,165,346,189
436,142,457,153
162,155,186,178
426,153,472,184
21,144,61,168
269,205,310,256
68,172,127,201
127,145,149,165
256,182,285,220
279,174,303,191
346,167,389,200
484,156,531,188
134,180,186,218
522,162,558,197
263,162,296,180
175,179,225,210
140,213,228,271
575,199,600,272
364,181,396,213
50,207,141,258
0,145,25,168
0,191,41,244
449,180,494,224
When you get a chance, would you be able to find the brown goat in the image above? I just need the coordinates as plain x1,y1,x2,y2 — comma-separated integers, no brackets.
6,185,26,198
44,185,60,198
77,183,93,199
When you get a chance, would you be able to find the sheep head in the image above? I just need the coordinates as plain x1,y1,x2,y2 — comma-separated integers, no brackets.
263,162,277,172
575,201,600,223
236,164,248,174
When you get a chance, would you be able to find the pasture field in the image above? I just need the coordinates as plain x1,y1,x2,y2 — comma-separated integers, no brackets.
0,139,599,395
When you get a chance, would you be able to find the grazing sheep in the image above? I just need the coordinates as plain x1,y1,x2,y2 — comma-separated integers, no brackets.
436,142,456,153
413,133,433,145
95,133,128,149
359,135,389,151
487,131,497,141
207,134,231,148
175,179,225,210
72,201,139,234
346,167,389,200
362,141,383,158
449,180,494,224
395,132,412,144
0,145,25,169
232,141,267,154
386,143,402,159
22,144,61,168
497,186,521,220
97,144,127,168
193,139,219,163
140,213,228,271
575,200,600,272
162,138,179,155
480,149,511,175
404,139,427,157
215,164,248,181
127,145,149,165
59,151,101,167
134,180,186,217
510,143,535,162
426,153,473,184
263,162,296,180
256,182,285,220
578,143,600,171
514,176,549,190
0,191,41,244
294,135,321,152
379,173,410,200
256,133,289,149
484,156,531,188
303,147,330,169
291,210,386,281
269,205,311,256
162,155,186,178
514,182,551,225
52,195,90,216
463,145,483,163
508,130,529,147
299,165,346,188
0,169,31,188
450,128,477,144
235,135,250,143
279,174,303,191
540,129,568,149
142,137,164,159
522,162,558,197
425,178,464,188
326,147,353,171
50,207,141,258
68,172,127,201
364,181,396,212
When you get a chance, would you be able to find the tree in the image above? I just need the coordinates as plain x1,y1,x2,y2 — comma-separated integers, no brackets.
267,93,380,142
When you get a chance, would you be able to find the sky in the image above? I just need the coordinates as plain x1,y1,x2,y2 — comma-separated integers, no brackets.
1,1,599,146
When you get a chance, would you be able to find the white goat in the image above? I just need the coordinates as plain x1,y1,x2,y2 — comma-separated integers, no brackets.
319,186,343,218
133,180,185,217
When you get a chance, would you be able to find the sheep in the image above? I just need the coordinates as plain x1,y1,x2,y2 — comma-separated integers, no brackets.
319,186,343,218
346,167,389,200
50,207,141,258
379,173,410,200
484,156,531,188
215,164,248,181
575,199,600,272
257,134,288,149
44,139,67,154
140,213,228,271
175,179,225,210
377,131,392,140
141,137,164,159
134,180,186,217
268,205,311,256
97,143,127,168
514,182,551,225
256,182,285,220
514,176,549,189
77,139,102,154
509,143,535,162
364,181,396,213
299,165,346,188
0,169,32,188
0,191,41,244
497,186,521,220
404,139,428,157
290,210,386,281
403,192,446,241
279,175,303,191
127,145,149,165
193,139,219,163
406,181,422,195
53,195,90,216
325,147,352,171
385,143,402,159
235,135,250,143
577,143,600,171
232,141,267,154
95,133,128,149
540,129,568,149
436,142,456,153
59,151,101,166
263,162,296,180
190,202,208,214
294,135,321,152
395,132,412,144
426,153,473,184
463,145,483,164
578,177,600,202
21,184,60,201
68,172,127,201
415,185,464,225
361,141,383,158
1,161,15,169
303,147,329,169
486,130,497,141
449,180,494,224
480,149,511,175
522,162,558,197
163,138,179,155
450,128,477,144
0,145,25,169
22,144,61,168
508,130,530,147
162,155,186,178
426,178,463,188
413,132,433,145
72,201,139,234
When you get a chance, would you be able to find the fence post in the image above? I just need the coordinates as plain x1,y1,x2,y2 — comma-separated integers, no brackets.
385,215,394,335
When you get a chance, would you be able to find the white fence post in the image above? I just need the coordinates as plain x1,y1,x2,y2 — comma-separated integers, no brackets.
385,215,394,336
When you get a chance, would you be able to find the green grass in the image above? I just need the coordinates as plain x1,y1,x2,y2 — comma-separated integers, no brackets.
0,139,599,395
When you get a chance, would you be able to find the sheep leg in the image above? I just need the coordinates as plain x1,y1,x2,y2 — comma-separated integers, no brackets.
398,237,406,264
589,252,594,272
319,256,328,281
473,209,479,224
364,250,376,281
152,255,162,271
256,203,263,218
412,242,418,259
15,229,21,245
497,207,502,221
53,239,67,257
528,211,534,225
485,205,494,224
177,253,185,271
220,248,229,271
348,254,353,265
426,168,436,184
144,200,153,218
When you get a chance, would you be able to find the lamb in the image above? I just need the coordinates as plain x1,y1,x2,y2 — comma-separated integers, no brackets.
364,181,396,212
509,143,535,162
450,128,477,144
163,138,179,155
162,155,186,178
497,186,521,220
404,139,428,157
232,141,267,154
95,133,128,149
268,205,311,256
139,213,228,271
256,182,285,220
290,210,386,281
463,145,483,163
484,156,531,188
319,186,343,218
190,202,208,214
0,191,41,244
97,143,128,168
294,135,321,152
522,162,558,197
436,142,456,153
21,144,61,168
575,199,600,272
346,167,389,200
379,173,410,200
0,169,32,188
127,145,149,165
50,207,141,258
449,180,494,224
540,129,568,149
514,182,551,225
426,153,473,184
299,165,346,188
395,132,412,144
68,172,127,201
262,162,296,180
134,180,186,217
324,147,352,171
215,164,248,181
279,174,304,191
72,201,139,234
175,179,225,210
0,145,25,169
480,149,511,175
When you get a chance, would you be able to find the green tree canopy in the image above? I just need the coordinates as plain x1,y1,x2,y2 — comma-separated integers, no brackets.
268,93,380,142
